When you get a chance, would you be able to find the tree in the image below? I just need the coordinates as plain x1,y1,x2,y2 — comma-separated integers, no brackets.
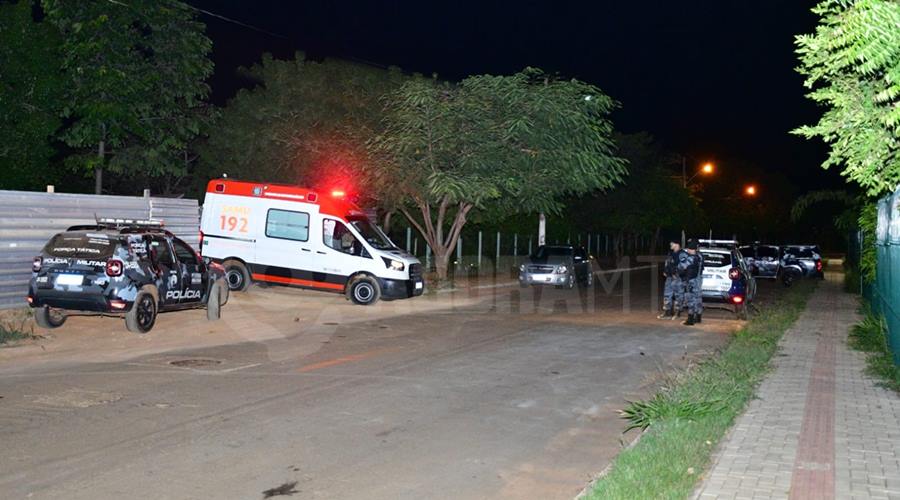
794,0,900,197
42,0,213,194
0,1,65,191
569,133,704,258
201,53,409,209
371,68,626,279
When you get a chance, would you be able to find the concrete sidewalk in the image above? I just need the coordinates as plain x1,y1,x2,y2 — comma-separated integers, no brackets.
695,280,900,500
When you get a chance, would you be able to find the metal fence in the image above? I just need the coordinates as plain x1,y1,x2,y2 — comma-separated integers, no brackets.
393,228,665,277
0,189,199,310
871,187,900,363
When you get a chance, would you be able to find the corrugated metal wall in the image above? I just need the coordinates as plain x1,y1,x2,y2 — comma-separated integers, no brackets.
873,187,900,363
0,190,199,310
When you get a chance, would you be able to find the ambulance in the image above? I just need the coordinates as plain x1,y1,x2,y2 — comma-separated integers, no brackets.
199,179,424,305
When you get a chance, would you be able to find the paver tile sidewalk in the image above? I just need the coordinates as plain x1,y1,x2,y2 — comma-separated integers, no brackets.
695,280,900,500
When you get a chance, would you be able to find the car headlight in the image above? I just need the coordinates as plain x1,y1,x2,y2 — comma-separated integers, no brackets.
519,264,526,271
381,257,405,271
556,265,568,274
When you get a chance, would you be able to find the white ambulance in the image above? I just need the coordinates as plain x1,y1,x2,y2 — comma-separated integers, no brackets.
199,179,424,305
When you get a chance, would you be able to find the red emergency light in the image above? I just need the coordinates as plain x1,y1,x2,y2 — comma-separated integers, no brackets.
331,190,346,198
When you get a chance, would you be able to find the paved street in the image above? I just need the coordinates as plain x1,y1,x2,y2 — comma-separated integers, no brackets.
0,268,739,500
696,280,900,500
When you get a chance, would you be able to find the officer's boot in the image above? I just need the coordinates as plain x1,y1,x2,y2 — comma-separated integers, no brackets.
657,308,674,320
682,313,696,326
696,313,702,324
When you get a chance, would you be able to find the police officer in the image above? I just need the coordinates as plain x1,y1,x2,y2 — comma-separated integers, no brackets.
678,239,704,325
657,240,685,320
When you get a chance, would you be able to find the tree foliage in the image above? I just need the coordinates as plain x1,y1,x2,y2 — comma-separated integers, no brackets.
569,132,704,256
794,0,900,196
371,68,626,278
42,0,213,193
201,53,409,203
0,1,65,190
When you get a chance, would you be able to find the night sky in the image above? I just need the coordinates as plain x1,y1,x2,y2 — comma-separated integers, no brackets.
186,0,843,193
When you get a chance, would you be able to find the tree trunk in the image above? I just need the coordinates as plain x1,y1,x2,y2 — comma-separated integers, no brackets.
400,196,473,282
433,250,451,280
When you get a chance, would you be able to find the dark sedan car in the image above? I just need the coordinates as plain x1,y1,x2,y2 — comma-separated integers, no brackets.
518,245,594,289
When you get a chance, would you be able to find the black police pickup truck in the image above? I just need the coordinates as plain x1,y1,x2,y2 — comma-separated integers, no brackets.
27,219,227,333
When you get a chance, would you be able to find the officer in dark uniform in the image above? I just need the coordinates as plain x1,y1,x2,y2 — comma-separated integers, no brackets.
678,239,704,325
658,239,685,320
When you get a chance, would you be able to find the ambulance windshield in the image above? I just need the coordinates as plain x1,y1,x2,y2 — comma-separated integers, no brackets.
348,216,396,250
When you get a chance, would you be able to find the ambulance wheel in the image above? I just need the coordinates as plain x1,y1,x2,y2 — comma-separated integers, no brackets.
347,275,381,306
34,306,66,329
206,280,224,321
126,290,157,334
223,260,251,292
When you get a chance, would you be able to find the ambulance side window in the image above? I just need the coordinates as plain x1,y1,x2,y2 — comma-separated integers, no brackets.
266,209,309,242
323,219,361,256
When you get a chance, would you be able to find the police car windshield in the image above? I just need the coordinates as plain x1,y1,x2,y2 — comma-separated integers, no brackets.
785,247,816,258
700,251,729,268
44,233,118,259
348,216,396,250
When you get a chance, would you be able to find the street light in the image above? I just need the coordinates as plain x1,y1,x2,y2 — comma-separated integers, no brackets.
745,185,757,196
682,158,715,188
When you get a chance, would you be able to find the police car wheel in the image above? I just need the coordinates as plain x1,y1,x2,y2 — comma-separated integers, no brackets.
206,280,223,321
223,260,250,292
126,291,157,334
347,276,381,306
34,306,66,329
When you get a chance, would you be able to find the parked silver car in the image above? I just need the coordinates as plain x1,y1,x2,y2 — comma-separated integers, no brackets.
519,245,593,289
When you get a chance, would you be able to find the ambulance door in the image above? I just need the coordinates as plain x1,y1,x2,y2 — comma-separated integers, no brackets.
317,217,372,287
202,194,256,265
253,205,315,285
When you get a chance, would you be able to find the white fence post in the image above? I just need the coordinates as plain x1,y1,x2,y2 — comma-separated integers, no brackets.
477,231,483,271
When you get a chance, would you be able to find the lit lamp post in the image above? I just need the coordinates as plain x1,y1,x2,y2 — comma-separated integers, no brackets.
682,157,715,188
745,184,757,196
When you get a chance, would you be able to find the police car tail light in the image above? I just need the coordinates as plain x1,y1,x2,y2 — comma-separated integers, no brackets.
106,259,124,277
728,267,741,280
32,256,42,273
816,260,823,272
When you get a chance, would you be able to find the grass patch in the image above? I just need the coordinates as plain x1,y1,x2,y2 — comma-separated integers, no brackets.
0,309,35,345
848,306,900,392
585,280,817,499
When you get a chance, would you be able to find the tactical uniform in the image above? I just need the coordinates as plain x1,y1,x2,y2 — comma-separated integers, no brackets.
678,240,704,325
658,246,685,320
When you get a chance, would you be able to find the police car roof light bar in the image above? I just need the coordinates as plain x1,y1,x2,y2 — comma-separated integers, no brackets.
698,239,739,247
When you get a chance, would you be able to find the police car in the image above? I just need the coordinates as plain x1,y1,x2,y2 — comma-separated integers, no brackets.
698,239,757,319
27,219,228,334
